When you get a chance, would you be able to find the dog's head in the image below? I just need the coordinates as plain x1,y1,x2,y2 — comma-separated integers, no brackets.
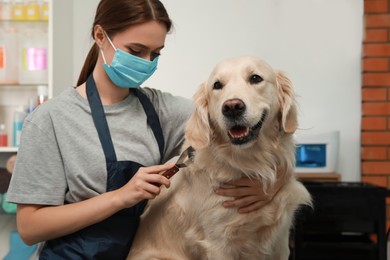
185,56,297,150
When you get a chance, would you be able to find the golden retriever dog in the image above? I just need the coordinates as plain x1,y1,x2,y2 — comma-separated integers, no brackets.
127,56,312,260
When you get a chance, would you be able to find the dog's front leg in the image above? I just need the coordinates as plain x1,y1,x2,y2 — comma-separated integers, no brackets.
266,228,291,260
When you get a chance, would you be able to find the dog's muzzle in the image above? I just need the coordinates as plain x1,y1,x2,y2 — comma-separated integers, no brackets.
222,99,268,145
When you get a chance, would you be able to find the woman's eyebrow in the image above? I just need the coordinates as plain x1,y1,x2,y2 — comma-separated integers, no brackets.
125,43,165,50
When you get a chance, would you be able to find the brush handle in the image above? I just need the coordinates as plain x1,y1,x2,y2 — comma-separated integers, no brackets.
153,165,180,187
161,165,180,179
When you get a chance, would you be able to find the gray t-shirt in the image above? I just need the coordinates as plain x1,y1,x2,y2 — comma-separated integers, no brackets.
7,86,193,205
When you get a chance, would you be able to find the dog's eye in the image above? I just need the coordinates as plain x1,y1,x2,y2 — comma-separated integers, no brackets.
213,81,223,90
249,74,263,84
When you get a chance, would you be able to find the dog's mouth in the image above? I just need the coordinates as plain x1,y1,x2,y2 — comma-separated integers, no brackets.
227,111,268,145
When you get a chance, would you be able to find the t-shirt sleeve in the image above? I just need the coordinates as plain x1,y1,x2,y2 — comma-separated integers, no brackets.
7,113,67,205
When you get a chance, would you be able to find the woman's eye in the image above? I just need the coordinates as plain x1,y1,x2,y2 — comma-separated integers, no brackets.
151,52,160,60
249,74,263,84
129,48,141,56
213,81,223,90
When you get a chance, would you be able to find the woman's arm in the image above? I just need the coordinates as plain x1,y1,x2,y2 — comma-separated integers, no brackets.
17,163,174,245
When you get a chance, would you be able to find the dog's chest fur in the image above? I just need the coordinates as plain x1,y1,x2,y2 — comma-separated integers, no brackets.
168,148,292,258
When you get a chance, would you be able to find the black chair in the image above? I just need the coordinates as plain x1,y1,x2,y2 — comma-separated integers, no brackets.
291,181,389,260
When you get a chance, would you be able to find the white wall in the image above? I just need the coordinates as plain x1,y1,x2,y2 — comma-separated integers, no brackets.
70,0,363,181
72,0,98,85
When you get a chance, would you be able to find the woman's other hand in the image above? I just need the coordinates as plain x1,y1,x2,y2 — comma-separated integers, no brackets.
215,176,284,214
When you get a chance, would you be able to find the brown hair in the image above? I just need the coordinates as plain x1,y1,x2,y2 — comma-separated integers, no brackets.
77,0,172,86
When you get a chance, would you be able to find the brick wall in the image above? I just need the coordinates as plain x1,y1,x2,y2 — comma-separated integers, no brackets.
362,0,390,228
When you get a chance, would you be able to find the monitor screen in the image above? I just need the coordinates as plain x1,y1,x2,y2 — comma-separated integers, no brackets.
296,144,326,168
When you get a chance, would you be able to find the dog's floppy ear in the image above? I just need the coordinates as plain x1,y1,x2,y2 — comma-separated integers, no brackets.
185,82,210,149
276,70,298,134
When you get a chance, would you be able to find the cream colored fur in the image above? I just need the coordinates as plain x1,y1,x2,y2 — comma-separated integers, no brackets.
127,56,312,260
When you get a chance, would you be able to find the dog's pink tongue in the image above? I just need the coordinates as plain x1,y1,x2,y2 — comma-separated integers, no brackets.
229,127,248,137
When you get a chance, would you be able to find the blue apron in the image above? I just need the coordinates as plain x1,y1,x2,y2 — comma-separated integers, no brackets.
39,74,165,259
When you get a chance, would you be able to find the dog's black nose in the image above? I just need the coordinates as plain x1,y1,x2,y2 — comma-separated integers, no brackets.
222,99,246,118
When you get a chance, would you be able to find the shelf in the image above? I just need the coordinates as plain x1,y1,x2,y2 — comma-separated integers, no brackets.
0,1,51,257
0,81,18,85
0,147,18,153
0,84,45,90
0,20,47,23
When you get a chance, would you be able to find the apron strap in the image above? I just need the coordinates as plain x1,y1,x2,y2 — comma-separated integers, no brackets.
86,74,117,163
134,88,165,163
86,74,165,164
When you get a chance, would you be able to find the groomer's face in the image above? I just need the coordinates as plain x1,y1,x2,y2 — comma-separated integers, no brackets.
104,21,168,62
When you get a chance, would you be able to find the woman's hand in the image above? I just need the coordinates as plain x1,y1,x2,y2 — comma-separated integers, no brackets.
215,176,284,214
115,163,175,209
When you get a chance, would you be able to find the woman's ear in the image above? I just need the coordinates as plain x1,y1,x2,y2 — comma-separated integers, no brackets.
94,24,106,48
185,82,210,149
275,70,298,134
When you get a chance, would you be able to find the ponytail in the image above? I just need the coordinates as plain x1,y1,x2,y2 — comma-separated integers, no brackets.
77,43,99,86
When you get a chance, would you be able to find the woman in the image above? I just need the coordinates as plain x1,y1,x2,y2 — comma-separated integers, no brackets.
7,0,275,258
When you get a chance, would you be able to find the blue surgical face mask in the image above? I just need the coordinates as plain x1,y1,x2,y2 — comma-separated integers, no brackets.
100,32,159,88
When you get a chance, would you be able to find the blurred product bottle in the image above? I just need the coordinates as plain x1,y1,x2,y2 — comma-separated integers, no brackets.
0,123,8,147
11,0,25,21
24,0,39,21
0,25,5,82
18,24,48,84
40,0,47,21
13,110,25,147
25,85,47,115
0,23,18,83
25,97,35,115
36,84,48,105
0,0,12,20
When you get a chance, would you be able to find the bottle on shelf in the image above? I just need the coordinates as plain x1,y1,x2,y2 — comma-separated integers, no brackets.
40,0,48,21
13,110,25,147
0,1,2,19
0,22,18,84
18,23,48,84
24,85,48,115
11,0,25,21
25,0,40,21
0,0,12,20
25,97,35,115
36,84,48,105
0,25,5,82
0,123,8,147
